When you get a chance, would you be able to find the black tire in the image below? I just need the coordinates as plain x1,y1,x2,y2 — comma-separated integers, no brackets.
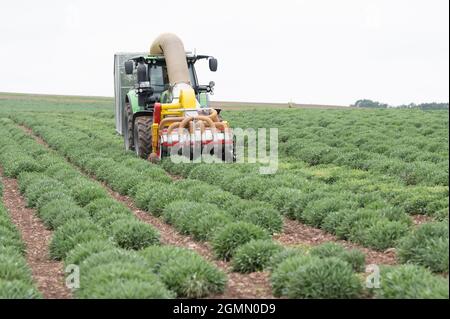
160,144,169,158
124,102,134,151
221,142,235,163
134,116,152,159
228,137,237,162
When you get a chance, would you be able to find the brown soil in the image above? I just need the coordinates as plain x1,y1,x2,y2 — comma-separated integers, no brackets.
21,125,47,145
275,218,397,265
0,92,111,104
412,214,434,226
100,182,274,298
18,125,274,298
0,169,71,299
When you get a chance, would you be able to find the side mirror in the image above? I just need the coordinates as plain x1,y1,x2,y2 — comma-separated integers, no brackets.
124,60,134,75
136,63,147,82
209,81,215,89
209,58,218,72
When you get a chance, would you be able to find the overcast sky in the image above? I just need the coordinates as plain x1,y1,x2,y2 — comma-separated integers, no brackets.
0,0,448,105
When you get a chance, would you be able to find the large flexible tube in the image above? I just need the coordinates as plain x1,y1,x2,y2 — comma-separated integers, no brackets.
150,33,190,85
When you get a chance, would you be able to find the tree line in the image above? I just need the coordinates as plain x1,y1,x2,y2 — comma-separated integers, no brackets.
353,99,449,110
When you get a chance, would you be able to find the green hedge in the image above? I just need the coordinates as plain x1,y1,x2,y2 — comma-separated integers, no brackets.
397,222,449,273
373,265,449,299
109,219,160,250
212,222,270,260
309,242,366,272
271,255,362,298
231,240,283,273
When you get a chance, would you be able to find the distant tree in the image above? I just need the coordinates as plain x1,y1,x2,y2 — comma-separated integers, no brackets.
353,100,448,110
397,102,449,110
417,102,449,110
397,103,417,109
353,99,388,108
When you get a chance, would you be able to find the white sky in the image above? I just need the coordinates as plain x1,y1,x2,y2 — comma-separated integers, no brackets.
0,0,448,105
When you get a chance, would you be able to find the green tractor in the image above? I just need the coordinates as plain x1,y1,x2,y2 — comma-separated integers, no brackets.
114,34,233,162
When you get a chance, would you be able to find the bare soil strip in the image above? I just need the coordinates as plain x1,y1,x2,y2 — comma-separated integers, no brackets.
276,218,397,265
18,125,274,298
0,168,71,299
166,174,397,266
412,214,434,226
108,186,274,298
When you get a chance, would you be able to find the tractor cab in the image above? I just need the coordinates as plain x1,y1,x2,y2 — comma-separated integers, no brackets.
114,52,217,135
149,60,206,105
123,54,216,111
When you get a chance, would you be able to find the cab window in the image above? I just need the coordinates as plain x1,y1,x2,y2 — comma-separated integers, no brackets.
149,65,169,93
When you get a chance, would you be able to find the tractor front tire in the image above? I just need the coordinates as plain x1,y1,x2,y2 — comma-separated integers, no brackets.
124,102,134,151
134,116,152,159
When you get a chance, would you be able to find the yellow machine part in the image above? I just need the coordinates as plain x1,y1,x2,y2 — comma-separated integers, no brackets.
151,123,159,151
151,88,197,155
160,88,196,117
150,88,231,159
178,88,197,108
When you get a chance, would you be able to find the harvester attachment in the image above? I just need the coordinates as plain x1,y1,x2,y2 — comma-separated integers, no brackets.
151,88,234,162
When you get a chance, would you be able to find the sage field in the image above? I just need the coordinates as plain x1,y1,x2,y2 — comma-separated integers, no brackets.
0,93,448,299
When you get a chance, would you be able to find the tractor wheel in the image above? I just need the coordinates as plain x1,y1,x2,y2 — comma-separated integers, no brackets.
222,143,235,163
223,135,236,163
134,116,152,159
160,144,169,158
124,102,134,151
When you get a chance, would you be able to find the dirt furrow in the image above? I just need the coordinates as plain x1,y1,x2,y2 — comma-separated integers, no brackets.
0,168,71,299
18,124,274,298
166,172,397,266
276,218,397,265
105,183,274,298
